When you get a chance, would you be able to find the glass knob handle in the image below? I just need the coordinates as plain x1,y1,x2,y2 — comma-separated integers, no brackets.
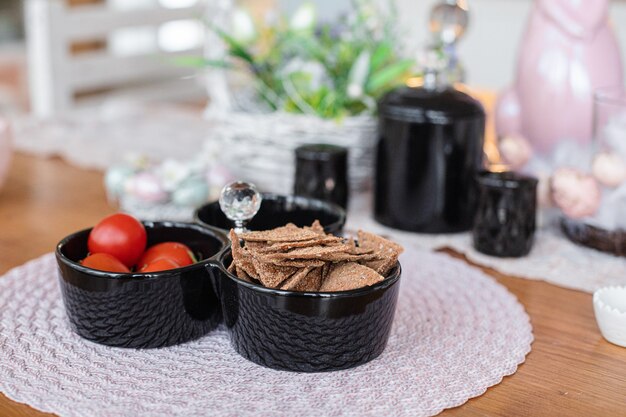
219,181,262,234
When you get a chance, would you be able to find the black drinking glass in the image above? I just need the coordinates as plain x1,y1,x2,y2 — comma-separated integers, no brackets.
473,171,538,257
294,144,349,209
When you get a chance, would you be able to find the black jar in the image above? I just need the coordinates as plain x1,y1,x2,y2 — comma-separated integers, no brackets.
375,85,485,233
294,144,349,209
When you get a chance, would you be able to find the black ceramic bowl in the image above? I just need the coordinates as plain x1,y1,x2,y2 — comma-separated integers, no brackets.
214,250,401,372
56,221,229,348
194,193,346,235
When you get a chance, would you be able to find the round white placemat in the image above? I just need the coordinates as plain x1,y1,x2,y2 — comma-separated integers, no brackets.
0,249,532,417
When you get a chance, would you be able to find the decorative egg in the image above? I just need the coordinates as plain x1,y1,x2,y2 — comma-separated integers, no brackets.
172,178,209,207
104,165,135,200
158,159,192,192
550,167,601,219
592,152,626,188
498,133,532,170
124,172,168,203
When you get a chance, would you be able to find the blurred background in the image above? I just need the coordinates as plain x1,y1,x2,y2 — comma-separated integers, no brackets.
1,0,625,114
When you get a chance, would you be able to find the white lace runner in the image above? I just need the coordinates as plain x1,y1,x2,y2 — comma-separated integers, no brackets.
0,250,532,417
347,195,626,294
11,102,213,170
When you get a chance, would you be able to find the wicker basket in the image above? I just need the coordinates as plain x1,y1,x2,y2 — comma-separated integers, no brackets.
205,110,378,195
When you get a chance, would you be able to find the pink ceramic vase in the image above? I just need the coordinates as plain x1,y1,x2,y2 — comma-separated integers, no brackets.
496,0,624,154
0,117,12,190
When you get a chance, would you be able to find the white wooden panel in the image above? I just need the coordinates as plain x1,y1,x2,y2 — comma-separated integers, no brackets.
68,48,202,90
25,0,72,117
62,4,206,41
25,0,209,115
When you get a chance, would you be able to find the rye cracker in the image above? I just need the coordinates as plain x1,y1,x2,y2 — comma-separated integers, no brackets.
250,256,296,288
235,266,253,283
357,230,403,276
320,262,384,292
304,220,325,235
268,245,349,260
279,267,323,291
256,235,342,253
240,224,320,242
230,229,259,279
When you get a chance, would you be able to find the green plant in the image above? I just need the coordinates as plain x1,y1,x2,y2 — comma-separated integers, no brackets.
183,1,414,119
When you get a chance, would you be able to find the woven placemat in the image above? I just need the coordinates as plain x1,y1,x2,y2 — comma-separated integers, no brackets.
0,249,532,417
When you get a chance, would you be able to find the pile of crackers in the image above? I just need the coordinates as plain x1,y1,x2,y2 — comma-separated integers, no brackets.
227,221,403,292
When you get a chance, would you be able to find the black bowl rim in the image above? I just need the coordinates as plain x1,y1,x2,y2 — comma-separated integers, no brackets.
216,247,401,298
193,192,347,232
56,220,230,282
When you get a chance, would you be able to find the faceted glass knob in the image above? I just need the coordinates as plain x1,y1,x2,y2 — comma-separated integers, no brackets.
429,0,469,45
219,181,262,233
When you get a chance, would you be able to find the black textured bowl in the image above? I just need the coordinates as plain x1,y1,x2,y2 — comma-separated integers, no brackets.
194,193,346,235
55,221,229,348
214,250,401,372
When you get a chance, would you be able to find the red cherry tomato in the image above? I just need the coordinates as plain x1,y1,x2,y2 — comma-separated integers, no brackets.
139,258,181,273
137,242,195,270
81,253,130,273
88,213,147,268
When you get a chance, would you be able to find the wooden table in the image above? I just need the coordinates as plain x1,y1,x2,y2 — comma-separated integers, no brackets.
1,153,626,417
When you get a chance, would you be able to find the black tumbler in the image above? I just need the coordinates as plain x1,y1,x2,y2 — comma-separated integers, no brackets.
473,171,538,257
294,144,348,209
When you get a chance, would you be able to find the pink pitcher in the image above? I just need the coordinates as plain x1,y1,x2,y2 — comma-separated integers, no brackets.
496,0,623,154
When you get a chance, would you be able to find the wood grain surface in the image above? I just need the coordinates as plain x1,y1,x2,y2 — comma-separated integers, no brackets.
1,153,625,417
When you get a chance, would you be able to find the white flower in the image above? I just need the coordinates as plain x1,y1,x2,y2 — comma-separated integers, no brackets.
124,172,168,203
347,84,363,98
290,3,316,31
231,9,256,43
347,50,370,99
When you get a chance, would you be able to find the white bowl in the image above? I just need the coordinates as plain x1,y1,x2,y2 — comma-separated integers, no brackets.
593,286,626,347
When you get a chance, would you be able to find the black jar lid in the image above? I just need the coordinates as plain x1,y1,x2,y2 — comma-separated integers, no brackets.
378,86,485,124
295,144,348,162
